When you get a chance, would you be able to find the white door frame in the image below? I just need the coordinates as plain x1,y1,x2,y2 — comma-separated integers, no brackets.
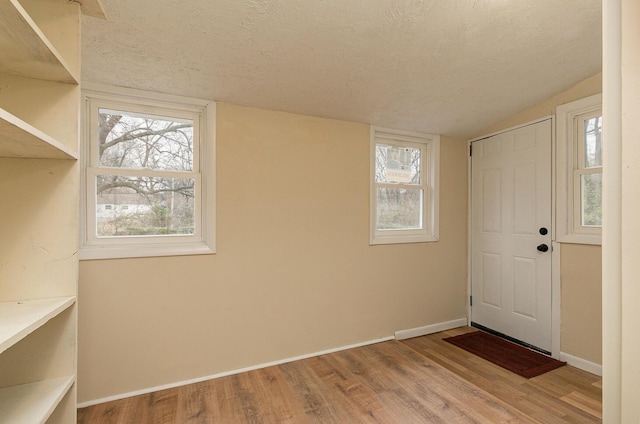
467,115,561,359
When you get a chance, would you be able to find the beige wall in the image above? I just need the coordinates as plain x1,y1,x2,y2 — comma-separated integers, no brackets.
560,244,602,364
78,103,469,403
480,72,603,365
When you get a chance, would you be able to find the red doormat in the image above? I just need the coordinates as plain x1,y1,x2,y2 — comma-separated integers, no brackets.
444,331,566,378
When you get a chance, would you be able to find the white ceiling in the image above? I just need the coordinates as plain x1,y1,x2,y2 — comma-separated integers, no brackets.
81,0,602,139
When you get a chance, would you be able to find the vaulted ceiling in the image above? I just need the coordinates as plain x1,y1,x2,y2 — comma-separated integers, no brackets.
82,0,602,139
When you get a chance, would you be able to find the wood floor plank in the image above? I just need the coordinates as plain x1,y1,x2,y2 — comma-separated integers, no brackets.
175,380,213,423
78,327,602,423
76,405,93,423
138,388,179,423
308,354,398,423
200,378,232,424
246,366,310,423
84,392,151,424
561,391,603,419
216,375,254,424
278,358,360,423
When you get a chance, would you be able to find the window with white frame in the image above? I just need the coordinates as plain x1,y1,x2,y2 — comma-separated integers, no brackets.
370,126,440,245
80,84,215,259
556,93,602,244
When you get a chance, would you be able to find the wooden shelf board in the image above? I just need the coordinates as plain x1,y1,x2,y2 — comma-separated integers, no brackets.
0,0,78,84
0,108,78,159
0,376,74,424
0,297,76,354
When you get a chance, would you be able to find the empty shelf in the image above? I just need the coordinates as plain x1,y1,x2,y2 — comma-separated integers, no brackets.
0,376,74,424
0,297,75,354
0,0,78,84
0,108,78,159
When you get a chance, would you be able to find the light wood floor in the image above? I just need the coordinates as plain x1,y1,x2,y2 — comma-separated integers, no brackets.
77,327,602,423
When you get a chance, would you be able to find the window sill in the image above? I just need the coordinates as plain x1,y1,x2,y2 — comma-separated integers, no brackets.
370,233,439,245
79,242,215,260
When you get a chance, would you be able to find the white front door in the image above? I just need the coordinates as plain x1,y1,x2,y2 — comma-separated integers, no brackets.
470,119,553,353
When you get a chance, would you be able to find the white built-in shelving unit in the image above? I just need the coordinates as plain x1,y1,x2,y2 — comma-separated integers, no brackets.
0,0,104,422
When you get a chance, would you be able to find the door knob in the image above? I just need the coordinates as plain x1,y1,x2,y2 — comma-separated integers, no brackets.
537,244,549,252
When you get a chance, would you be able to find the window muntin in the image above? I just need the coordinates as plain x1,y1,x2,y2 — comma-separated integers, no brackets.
370,127,439,245
80,85,215,259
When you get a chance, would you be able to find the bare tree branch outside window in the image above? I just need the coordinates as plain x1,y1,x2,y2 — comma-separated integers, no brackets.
96,110,196,236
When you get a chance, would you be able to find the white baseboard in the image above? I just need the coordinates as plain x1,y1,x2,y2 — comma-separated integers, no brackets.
394,318,468,341
77,335,394,408
559,352,602,376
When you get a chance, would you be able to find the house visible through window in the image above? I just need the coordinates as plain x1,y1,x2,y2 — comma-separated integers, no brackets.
556,93,602,245
370,126,439,245
80,85,215,259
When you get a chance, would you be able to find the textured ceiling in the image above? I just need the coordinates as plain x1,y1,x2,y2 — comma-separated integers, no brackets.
82,0,602,139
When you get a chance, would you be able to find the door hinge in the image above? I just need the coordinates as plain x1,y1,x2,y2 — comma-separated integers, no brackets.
470,295,473,306
469,144,473,156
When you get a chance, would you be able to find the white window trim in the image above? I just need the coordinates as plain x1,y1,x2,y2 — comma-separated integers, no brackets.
79,82,216,260
556,93,602,245
370,126,440,245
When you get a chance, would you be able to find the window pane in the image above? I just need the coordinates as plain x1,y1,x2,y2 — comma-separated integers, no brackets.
96,175,195,237
98,108,194,171
375,143,421,184
583,116,602,168
376,188,423,230
581,173,602,226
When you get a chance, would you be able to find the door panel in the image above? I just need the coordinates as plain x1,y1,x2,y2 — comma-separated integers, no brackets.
482,253,501,307
471,119,552,352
